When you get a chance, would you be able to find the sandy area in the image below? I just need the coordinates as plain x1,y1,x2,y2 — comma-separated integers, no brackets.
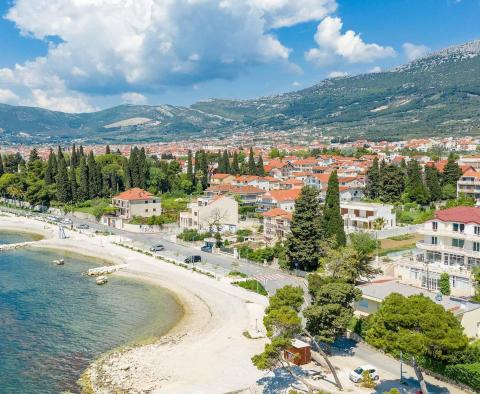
0,214,268,394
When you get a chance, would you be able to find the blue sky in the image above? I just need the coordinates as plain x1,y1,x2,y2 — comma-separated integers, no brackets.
0,0,479,112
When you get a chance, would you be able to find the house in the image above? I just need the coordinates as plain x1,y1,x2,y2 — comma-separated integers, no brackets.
205,184,264,206
406,206,480,296
340,202,396,232
457,169,480,200
279,178,304,190
111,188,161,219
210,173,236,185
179,195,238,233
262,208,292,244
257,188,301,213
249,176,281,191
355,280,480,338
264,159,295,179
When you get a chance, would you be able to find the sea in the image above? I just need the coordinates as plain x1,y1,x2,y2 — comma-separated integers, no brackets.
0,231,182,393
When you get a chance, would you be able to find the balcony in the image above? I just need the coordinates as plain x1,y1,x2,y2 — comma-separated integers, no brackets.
416,241,480,258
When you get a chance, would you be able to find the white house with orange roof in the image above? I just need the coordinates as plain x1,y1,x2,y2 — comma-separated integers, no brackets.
262,208,292,244
257,188,301,213
457,169,480,200
111,188,162,219
249,176,281,191
264,159,295,179
179,195,238,233
210,173,236,186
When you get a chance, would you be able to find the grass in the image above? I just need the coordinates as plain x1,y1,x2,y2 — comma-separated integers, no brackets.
71,199,115,219
232,279,268,296
378,244,416,257
228,271,248,278
387,234,414,241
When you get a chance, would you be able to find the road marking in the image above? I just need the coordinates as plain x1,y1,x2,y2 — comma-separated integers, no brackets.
254,274,288,282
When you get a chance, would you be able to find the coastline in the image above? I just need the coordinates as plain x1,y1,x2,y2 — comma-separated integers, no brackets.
0,214,268,393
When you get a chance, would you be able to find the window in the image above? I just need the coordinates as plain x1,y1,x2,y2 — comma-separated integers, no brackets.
468,257,480,270
474,242,480,252
452,238,465,248
358,299,369,308
432,221,438,230
431,236,438,245
475,226,480,235
153,208,157,212
453,223,465,233
145,209,149,213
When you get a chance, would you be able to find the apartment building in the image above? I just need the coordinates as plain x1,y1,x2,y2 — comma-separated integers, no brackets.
340,202,396,232
257,188,301,213
179,195,238,233
205,184,264,206
112,188,162,219
400,206,480,296
210,173,236,185
262,208,292,245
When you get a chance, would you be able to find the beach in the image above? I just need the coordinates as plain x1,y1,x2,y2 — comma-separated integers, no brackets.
0,213,268,393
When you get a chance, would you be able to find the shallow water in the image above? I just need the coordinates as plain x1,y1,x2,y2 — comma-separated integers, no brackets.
0,232,183,393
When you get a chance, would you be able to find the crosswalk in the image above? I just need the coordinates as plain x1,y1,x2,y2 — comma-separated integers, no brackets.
254,273,289,282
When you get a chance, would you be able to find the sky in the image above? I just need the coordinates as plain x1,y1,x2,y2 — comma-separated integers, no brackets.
0,0,479,113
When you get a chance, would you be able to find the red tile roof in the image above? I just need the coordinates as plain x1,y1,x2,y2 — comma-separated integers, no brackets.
264,188,301,202
114,188,154,201
212,173,233,179
262,208,293,221
435,207,480,224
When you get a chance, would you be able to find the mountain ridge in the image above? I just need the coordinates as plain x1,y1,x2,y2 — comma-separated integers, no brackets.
1,39,480,144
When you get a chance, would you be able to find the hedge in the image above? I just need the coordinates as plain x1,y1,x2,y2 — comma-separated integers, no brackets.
445,363,480,392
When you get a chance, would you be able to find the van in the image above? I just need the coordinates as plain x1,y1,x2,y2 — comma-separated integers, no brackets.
184,255,201,264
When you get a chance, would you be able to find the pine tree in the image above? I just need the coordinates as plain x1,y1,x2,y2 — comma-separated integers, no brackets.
406,160,430,204
380,164,405,203
425,165,442,202
256,155,265,176
45,149,55,185
105,145,111,154
286,186,324,271
365,157,380,199
231,151,240,175
248,147,256,175
70,144,78,168
0,155,4,177
69,166,77,203
322,171,346,247
187,150,194,184
29,148,40,163
77,156,89,201
223,150,230,174
56,156,71,203
443,153,462,188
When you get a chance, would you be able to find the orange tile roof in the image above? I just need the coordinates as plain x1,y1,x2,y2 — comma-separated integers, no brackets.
262,208,293,221
114,188,154,201
265,188,301,202
435,207,480,225
212,173,233,179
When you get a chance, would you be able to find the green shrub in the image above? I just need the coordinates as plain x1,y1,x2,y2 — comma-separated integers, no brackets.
228,271,248,278
445,363,480,392
233,279,268,296
177,229,211,242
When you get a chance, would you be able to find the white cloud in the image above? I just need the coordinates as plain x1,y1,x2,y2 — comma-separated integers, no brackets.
292,81,301,87
121,92,147,105
0,89,19,104
403,42,430,61
1,0,339,112
328,71,348,78
369,66,382,73
306,16,395,65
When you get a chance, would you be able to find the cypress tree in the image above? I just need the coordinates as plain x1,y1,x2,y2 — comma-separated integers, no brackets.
70,144,78,168
56,156,71,203
248,147,256,175
45,149,55,185
286,186,324,271
69,166,77,203
87,151,100,198
105,145,111,154
443,153,462,187
187,150,194,184
256,155,265,176
380,164,405,202
231,151,240,175
0,155,4,177
405,159,430,204
57,146,64,162
223,150,230,174
29,148,40,163
79,145,84,157
365,157,380,199
425,165,442,202
217,150,225,173
138,147,147,189
122,159,131,190
129,147,140,187
322,171,346,247
201,150,209,190
78,156,89,201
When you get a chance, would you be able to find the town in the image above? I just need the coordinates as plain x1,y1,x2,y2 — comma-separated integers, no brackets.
2,135,480,393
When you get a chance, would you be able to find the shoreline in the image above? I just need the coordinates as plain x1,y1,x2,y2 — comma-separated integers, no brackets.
0,214,268,393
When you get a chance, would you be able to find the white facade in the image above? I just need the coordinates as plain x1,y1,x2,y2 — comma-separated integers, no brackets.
340,202,396,232
179,195,239,233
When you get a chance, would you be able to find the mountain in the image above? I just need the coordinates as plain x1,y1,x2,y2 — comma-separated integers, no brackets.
1,40,480,144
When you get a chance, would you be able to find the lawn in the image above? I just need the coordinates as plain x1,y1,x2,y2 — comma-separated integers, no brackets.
379,233,422,256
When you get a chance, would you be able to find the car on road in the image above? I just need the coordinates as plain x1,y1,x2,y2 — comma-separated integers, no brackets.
47,216,60,222
76,224,90,229
150,245,165,252
184,255,201,264
349,365,379,383
62,218,73,225
200,245,212,253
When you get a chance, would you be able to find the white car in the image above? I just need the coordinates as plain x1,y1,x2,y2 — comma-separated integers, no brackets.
62,218,73,225
349,365,379,383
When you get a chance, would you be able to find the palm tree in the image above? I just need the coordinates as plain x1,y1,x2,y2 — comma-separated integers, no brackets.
373,217,386,261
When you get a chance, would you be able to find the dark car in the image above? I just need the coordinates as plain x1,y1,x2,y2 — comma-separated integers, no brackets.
76,224,90,229
184,255,201,264
150,245,165,252
200,245,213,253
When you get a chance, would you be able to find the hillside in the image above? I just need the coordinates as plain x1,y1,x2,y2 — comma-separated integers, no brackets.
1,40,480,144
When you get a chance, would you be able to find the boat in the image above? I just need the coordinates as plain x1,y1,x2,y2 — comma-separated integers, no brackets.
96,275,108,285
53,259,65,266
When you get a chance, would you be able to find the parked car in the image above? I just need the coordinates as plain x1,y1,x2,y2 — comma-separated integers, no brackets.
150,245,165,252
349,365,379,383
200,245,213,253
76,224,90,229
47,216,59,222
184,255,202,264
62,218,73,225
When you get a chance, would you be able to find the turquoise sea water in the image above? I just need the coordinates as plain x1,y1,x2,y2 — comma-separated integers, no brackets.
0,232,183,393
